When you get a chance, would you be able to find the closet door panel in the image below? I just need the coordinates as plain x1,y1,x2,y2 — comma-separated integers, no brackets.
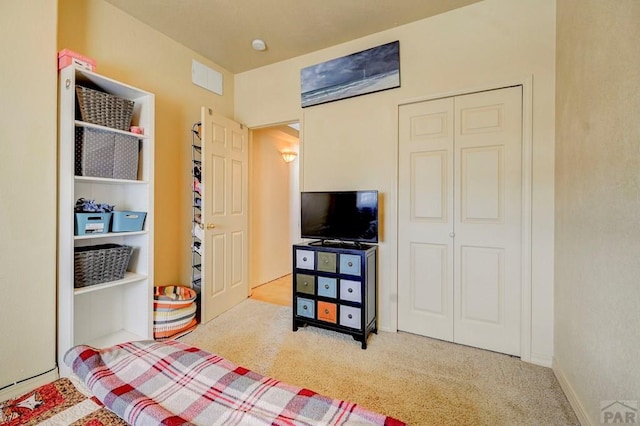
398,98,455,341
453,86,522,357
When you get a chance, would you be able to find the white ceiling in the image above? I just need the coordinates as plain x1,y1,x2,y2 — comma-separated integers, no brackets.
104,0,482,73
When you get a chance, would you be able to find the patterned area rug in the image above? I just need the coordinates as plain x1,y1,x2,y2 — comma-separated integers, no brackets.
0,378,126,425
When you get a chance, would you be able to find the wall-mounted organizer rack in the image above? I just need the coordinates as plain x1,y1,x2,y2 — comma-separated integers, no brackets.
191,122,203,321
57,65,154,377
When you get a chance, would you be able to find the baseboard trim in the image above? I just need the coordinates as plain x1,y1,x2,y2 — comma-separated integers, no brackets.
0,369,59,402
552,357,591,426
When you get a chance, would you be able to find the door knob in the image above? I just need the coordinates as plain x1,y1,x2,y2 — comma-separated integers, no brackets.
449,232,455,238
206,223,216,230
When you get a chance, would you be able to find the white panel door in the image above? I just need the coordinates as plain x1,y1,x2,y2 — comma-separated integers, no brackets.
398,86,522,356
453,87,522,356
201,107,249,323
398,98,455,341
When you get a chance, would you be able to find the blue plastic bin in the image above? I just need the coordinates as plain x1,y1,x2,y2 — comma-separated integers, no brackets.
111,211,147,232
75,212,112,235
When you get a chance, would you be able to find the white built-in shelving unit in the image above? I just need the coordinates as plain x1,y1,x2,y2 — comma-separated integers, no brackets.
57,65,154,376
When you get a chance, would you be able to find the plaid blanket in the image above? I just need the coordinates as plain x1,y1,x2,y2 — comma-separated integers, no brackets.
65,340,405,426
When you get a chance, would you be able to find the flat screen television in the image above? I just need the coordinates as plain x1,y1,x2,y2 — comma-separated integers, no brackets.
300,190,378,244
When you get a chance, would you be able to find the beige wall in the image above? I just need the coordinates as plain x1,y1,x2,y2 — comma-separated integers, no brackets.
554,1,640,424
58,0,235,287
0,0,58,396
249,127,299,288
235,0,557,363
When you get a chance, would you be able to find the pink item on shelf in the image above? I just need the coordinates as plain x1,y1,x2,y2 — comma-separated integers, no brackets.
130,126,144,135
58,49,96,71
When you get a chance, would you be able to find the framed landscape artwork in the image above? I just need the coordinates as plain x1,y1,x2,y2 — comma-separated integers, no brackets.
300,40,400,108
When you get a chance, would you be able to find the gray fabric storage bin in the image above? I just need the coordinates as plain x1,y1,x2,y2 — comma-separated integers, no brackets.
114,133,139,180
75,128,114,178
75,128,139,179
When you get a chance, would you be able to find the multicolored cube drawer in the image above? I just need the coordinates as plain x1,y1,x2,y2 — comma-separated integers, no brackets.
296,297,315,319
339,279,362,303
340,305,361,329
296,249,315,269
317,301,337,323
339,254,361,276
296,273,315,295
317,252,337,273
317,277,337,298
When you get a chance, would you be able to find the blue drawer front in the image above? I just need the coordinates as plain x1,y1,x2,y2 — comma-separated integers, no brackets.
340,254,361,276
297,297,315,319
317,277,337,298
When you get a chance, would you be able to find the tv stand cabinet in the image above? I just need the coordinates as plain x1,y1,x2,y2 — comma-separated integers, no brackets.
292,242,377,349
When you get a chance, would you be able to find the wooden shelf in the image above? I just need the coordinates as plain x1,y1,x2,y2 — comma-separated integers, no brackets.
74,175,148,185
74,120,150,139
74,272,147,296
74,230,148,240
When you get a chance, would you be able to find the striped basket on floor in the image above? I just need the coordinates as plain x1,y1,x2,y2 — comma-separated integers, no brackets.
153,286,197,340
154,285,197,309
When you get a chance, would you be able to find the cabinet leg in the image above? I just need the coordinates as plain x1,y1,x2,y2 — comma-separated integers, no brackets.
352,334,367,350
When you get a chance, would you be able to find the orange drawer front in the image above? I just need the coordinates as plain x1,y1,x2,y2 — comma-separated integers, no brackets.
317,301,337,323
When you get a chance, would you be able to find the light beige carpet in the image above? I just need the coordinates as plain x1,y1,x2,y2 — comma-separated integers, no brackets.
180,299,578,425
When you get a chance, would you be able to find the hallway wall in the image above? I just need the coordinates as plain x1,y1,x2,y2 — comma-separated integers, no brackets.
249,126,299,288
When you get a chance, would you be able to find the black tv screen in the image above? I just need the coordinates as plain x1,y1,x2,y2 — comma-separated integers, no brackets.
301,190,378,243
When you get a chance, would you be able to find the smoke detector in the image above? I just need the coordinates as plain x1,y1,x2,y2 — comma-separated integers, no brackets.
251,39,267,51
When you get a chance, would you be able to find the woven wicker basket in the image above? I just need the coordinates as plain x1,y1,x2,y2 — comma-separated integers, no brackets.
76,86,134,131
74,244,134,288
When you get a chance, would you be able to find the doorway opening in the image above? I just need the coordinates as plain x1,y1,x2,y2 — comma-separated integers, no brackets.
248,122,299,305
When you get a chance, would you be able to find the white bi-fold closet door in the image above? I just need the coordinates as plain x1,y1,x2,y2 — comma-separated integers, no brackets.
398,86,523,356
